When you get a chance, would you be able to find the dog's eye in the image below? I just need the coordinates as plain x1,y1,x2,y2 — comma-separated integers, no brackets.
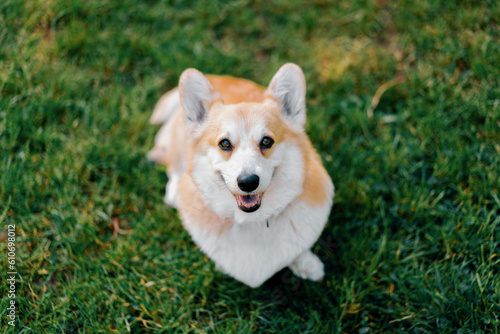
260,136,274,149
219,139,232,151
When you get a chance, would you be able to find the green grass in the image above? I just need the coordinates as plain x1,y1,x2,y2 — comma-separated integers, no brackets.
1,0,499,332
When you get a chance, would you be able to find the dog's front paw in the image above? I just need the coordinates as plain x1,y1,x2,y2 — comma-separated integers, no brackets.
163,173,180,208
289,250,324,281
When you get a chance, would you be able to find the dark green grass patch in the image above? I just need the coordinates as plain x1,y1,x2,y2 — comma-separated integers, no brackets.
1,0,499,332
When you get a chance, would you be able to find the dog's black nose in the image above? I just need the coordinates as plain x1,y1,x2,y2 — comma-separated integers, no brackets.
237,174,260,192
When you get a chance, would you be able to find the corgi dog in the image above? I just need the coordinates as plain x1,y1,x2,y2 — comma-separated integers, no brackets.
148,64,334,288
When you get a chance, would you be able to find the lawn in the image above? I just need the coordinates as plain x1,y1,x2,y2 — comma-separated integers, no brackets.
1,0,499,333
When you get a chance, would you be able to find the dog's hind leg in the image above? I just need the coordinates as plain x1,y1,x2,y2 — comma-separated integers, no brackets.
150,88,180,124
289,249,324,281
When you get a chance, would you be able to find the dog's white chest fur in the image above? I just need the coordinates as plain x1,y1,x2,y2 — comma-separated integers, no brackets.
182,197,331,288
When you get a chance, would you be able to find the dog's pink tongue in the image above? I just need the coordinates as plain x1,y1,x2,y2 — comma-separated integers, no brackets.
237,194,260,207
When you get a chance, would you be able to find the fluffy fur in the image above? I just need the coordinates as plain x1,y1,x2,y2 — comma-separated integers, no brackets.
149,64,334,288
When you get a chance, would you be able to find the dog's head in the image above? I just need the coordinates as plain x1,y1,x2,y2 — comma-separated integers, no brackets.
179,64,308,223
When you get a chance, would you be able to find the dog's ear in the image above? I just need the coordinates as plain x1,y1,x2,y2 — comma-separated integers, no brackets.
265,63,306,129
179,69,221,127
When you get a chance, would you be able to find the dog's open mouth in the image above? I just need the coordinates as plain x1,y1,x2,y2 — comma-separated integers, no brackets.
235,194,262,213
